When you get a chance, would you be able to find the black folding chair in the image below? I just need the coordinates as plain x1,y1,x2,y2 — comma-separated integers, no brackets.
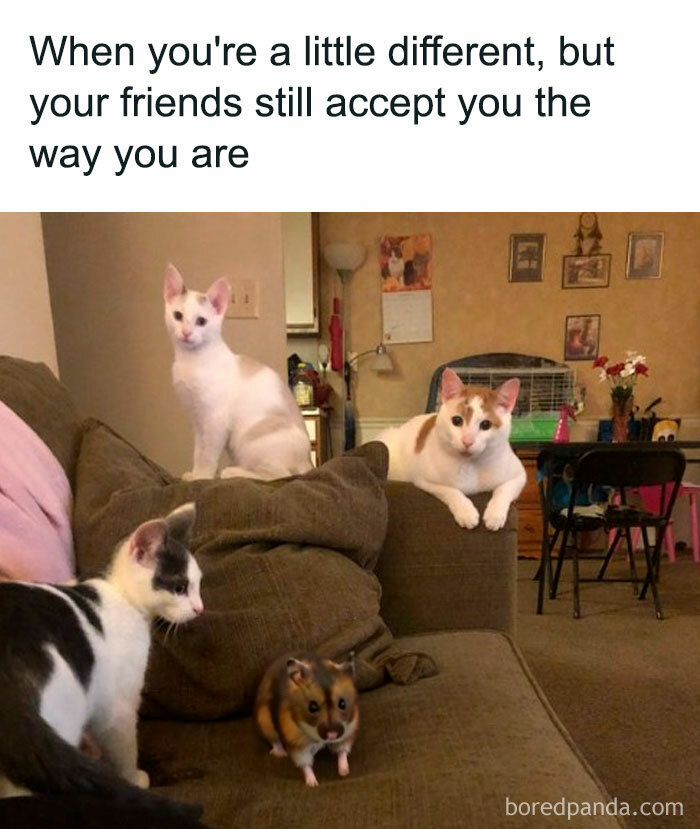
537,446,685,620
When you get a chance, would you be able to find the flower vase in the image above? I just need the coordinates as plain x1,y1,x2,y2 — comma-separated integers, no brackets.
611,395,633,442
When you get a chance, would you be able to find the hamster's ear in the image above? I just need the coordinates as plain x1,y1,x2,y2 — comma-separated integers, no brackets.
164,264,186,301
333,651,356,679
440,368,464,403
496,378,520,413
206,278,231,315
287,658,310,686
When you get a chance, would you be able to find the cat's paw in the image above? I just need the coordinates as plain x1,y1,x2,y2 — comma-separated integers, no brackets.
134,769,150,789
220,465,264,480
181,470,214,481
483,498,509,532
449,497,480,529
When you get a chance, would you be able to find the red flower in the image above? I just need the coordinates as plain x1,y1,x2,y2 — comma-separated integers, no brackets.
635,363,649,376
607,363,624,377
592,355,608,368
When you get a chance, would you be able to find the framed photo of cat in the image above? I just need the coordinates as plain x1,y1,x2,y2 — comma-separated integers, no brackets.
508,233,546,282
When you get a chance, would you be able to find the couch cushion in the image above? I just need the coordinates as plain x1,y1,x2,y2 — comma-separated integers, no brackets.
378,483,518,637
73,423,435,720
0,356,81,487
139,631,623,828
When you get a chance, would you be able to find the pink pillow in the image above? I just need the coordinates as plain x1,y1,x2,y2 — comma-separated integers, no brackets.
0,400,74,582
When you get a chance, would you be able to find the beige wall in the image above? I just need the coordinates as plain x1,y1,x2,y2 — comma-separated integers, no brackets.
0,213,58,374
319,213,700,422
42,213,287,474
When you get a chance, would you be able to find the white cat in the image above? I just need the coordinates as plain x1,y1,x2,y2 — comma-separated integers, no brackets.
387,248,405,286
163,265,313,481
0,504,202,817
377,369,526,530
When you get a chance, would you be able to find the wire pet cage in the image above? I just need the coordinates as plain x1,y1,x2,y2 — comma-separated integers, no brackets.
425,353,576,441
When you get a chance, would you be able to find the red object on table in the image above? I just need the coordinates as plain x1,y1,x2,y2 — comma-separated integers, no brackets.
329,297,343,372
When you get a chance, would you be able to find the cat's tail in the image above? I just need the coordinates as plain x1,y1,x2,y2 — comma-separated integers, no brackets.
0,686,203,822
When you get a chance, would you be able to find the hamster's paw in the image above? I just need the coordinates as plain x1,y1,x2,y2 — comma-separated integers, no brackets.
303,766,319,787
337,752,350,777
134,769,150,789
270,742,287,758
449,497,480,529
483,498,509,532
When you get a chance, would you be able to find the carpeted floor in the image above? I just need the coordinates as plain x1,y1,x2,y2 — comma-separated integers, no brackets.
516,554,700,828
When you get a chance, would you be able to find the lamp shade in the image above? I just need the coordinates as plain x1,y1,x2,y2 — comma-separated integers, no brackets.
370,344,393,372
323,242,366,273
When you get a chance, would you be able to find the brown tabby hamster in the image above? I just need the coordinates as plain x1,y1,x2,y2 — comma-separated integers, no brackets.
254,652,359,787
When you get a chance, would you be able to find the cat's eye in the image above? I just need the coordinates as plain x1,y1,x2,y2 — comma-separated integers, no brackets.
451,416,463,427
338,698,346,710
173,311,183,321
308,701,320,714
195,316,207,326
480,420,493,431
173,584,188,595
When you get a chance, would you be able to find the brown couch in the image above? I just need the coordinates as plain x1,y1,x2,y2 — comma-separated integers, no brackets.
0,357,623,828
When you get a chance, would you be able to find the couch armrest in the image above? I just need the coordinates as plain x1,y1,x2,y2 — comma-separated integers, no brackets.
376,483,517,637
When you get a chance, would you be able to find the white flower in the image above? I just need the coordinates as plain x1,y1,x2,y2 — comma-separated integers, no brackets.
599,369,607,382
621,367,634,378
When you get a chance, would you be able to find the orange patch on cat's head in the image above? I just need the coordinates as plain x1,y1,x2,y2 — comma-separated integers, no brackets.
458,386,503,428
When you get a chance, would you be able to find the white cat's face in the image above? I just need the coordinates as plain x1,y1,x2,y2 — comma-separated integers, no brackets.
435,369,519,458
163,264,229,351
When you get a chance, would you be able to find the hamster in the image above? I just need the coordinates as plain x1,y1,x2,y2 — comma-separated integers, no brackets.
254,651,359,787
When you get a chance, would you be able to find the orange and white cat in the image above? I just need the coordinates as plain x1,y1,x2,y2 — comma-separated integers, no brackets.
377,369,526,530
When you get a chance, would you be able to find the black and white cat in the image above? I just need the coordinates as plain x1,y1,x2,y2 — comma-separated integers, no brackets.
0,503,203,816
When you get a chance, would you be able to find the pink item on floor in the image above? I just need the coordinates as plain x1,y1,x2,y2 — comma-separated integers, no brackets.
608,483,700,564
0,399,74,582
678,483,700,563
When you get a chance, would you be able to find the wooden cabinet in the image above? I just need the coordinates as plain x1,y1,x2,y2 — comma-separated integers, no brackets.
515,450,543,558
284,213,319,336
302,408,331,467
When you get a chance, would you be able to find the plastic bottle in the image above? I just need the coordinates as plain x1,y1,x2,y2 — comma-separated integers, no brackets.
293,363,315,407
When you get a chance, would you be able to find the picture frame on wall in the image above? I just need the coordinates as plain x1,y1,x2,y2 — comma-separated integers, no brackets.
564,314,600,361
562,254,611,289
508,233,546,282
626,232,664,279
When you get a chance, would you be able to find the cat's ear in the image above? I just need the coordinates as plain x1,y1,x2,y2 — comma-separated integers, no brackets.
163,264,186,302
206,278,231,315
129,519,167,566
165,502,196,545
440,368,464,402
495,378,520,413
287,657,311,686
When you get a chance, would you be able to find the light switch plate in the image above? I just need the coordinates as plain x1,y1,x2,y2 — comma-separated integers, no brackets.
228,279,259,319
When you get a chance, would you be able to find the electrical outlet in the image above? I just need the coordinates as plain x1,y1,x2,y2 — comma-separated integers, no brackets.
228,279,259,319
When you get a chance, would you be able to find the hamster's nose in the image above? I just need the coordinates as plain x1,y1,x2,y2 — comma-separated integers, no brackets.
320,723,345,741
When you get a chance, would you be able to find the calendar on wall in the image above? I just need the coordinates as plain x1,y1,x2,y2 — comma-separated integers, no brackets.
379,233,433,345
